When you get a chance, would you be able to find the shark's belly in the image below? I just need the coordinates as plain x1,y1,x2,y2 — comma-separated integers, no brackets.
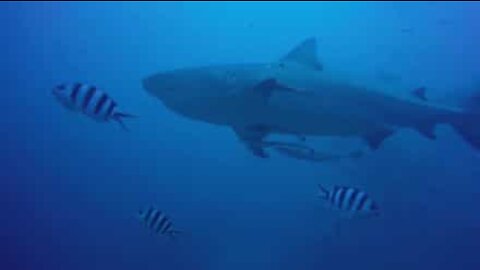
214,94,381,136
258,94,382,137
177,93,407,137
260,106,374,136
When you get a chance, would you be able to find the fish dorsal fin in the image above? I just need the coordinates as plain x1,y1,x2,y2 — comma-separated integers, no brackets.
281,38,323,71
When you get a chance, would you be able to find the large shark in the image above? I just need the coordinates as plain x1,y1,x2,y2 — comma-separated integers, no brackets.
143,38,480,158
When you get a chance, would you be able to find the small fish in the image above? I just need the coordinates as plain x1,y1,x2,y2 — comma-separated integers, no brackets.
317,184,380,218
271,144,363,163
136,206,181,239
52,83,135,130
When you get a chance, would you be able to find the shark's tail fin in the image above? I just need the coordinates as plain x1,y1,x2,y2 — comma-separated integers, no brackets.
450,93,480,150
451,113,480,150
112,112,137,131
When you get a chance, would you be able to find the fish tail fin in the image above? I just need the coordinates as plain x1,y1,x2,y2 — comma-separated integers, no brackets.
317,184,329,200
168,230,187,241
167,230,184,241
112,112,136,131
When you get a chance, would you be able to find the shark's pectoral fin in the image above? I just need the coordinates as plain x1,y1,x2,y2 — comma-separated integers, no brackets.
233,125,271,158
414,122,436,140
245,143,269,158
363,128,395,150
249,78,313,104
281,37,323,71
234,124,311,158
251,79,278,102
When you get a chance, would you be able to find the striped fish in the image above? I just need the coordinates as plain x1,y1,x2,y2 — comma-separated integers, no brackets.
318,184,380,217
52,83,135,130
137,206,181,238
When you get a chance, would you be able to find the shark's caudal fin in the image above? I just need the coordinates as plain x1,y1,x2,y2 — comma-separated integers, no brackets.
450,93,480,150
112,112,136,131
451,114,480,150
281,38,323,71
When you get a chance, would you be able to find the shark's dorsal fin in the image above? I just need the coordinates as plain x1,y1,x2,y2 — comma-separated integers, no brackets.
282,38,323,71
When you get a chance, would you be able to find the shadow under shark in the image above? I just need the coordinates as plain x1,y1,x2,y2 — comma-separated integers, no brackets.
143,38,480,158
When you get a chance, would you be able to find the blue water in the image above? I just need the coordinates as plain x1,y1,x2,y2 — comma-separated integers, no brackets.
2,2,480,269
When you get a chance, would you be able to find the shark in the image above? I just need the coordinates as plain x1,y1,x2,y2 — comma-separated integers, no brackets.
142,38,480,158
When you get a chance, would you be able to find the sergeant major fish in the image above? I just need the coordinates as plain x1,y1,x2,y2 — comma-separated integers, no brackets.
137,206,181,239
317,184,380,218
52,83,135,130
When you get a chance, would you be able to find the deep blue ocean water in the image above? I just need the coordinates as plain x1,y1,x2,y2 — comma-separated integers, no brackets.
2,2,480,269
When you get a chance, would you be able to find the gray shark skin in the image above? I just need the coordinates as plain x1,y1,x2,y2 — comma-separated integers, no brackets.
143,38,480,157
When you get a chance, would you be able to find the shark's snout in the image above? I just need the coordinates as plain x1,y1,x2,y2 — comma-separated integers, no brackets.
143,73,178,98
142,75,159,95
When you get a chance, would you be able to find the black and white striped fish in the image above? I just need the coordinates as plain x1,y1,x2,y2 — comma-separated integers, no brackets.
52,83,135,130
318,184,380,217
136,206,181,238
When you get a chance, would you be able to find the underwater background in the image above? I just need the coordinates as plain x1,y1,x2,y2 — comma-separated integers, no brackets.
2,1,480,269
